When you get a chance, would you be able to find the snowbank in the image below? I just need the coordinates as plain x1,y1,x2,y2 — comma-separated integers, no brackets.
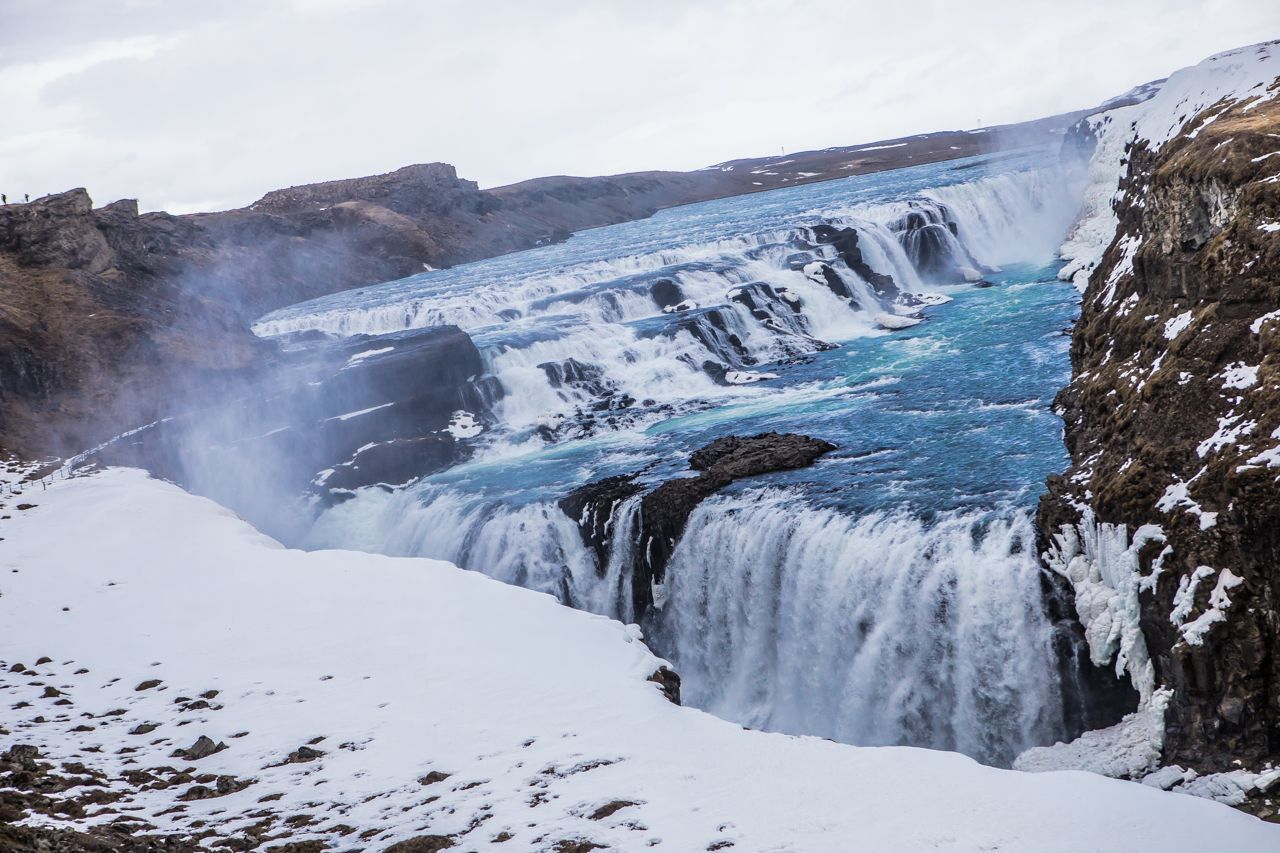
2,469,1277,851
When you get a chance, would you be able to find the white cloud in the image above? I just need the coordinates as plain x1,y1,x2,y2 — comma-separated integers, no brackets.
1,0,1277,213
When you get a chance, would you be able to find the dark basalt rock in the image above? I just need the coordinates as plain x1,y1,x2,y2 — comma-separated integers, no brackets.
558,474,647,574
562,433,835,618
809,223,898,297
94,324,497,505
649,278,685,310
638,433,836,598
889,202,993,285
647,667,682,705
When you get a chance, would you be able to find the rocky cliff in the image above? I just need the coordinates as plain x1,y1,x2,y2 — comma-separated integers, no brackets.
1031,43,1280,795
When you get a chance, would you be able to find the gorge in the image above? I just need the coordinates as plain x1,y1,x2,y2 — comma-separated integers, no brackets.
3,39,1280,852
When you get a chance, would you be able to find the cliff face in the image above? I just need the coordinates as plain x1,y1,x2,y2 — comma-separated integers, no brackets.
0,191,267,456
1039,43,1280,775
0,167,707,456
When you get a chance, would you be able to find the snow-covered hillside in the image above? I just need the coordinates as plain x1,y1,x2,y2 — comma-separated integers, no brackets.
2,468,1278,850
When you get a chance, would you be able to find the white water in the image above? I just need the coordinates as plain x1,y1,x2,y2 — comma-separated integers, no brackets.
920,168,1083,267
653,492,1063,767
303,481,1065,767
302,165,1072,449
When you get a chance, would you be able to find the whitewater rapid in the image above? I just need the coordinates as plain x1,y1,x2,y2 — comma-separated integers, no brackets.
262,148,1088,767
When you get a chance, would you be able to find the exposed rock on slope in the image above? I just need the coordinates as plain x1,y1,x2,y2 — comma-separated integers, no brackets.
1036,42,1280,779
0,191,268,457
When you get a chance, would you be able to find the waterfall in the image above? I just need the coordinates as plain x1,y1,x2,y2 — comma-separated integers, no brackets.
917,168,1083,267
264,152,1084,768
651,491,1065,767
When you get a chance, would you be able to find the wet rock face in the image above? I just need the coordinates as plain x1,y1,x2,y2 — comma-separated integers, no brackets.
558,474,647,574
561,433,836,618
1041,92,1280,772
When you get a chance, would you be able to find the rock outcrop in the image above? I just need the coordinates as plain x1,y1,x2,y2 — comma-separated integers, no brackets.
1039,47,1280,776
561,432,836,618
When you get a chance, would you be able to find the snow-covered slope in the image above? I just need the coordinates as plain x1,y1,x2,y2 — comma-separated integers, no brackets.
1,468,1278,850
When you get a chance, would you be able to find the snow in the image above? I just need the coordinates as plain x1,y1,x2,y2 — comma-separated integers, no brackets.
1175,568,1243,646
1260,220,1280,232
1219,362,1259,389
1132,42,1280,150
1015,690,1170,778
1163,310,1194,340
1057,108,1141,290
1143,764,1196,790
1242,426,1280,470
3,469,1278,851
445,410,484,439
1156,478,1218,530
1042,513,1160,702
853,142,908,151
1140,764,1279,805
1197,413,1257,457
909,292,953,306
1059,42,1280,291
327,402,394,421
723,370,779,385
1250,309,1280,333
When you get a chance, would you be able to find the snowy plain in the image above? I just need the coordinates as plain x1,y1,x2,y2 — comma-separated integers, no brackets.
2,468,1278,851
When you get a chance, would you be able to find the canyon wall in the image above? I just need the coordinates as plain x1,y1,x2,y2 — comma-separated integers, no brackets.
1038,42,1280,776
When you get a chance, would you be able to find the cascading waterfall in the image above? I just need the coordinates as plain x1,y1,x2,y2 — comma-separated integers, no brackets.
258,150,1087,768
919,168,1084,267
303,480,1066,767
650,492,1063,767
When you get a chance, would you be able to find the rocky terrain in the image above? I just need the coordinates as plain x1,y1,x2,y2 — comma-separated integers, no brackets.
1033,43,1280,792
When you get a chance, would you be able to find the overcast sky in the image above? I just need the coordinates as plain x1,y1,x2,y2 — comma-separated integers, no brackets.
1,0,1276,213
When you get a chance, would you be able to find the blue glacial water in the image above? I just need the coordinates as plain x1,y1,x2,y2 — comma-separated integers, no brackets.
259,148,1085,766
